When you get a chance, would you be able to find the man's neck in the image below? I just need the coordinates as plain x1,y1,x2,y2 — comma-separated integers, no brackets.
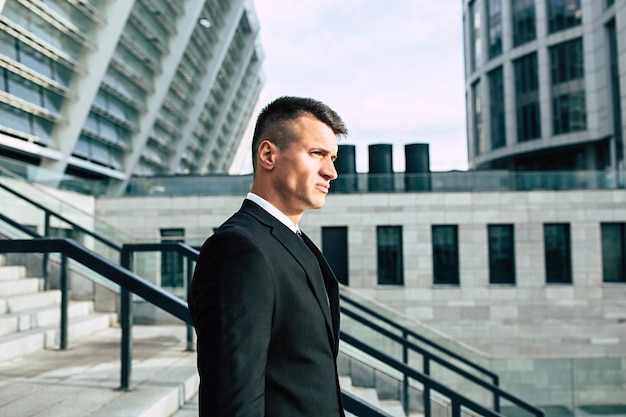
246,192,302,232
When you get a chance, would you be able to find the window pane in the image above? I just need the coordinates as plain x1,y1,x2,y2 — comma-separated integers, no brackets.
470,0,482,71
607,20,623,161
489,66,506,149
550,38,584,85
0,102,30,132
472,81,485,155
0,30,18,60
601,223,625,283
20,43,54,79
160,228,185,288
487,0,502,59
322,226,349,286
552,91,586,134
377,226,403,285
31,116,54,145
514,52,541,141
547,0,582,34
488,224,515,284
550,38,586,135
512,0,537,47
7,72,41,105
432,225,459,285
544,223,572,283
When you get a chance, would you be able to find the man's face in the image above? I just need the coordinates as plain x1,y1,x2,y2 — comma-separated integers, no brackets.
272,115,338,217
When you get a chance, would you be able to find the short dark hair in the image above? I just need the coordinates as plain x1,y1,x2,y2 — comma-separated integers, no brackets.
251,96,348,170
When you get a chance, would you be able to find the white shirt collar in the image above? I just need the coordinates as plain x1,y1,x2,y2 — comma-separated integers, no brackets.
246,192,300,234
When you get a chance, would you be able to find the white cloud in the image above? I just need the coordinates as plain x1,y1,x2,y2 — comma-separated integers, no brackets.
250,0,468,173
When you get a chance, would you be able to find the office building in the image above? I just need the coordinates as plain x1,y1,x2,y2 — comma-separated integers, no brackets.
463,0,625,182
0,0,264,194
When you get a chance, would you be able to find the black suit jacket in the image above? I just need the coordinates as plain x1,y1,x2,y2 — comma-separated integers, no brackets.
188,199,344,416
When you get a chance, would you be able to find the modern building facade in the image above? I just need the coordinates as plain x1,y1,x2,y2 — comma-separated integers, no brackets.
463,0,626,180
91,164,626,412
2,140,625,413
0,0,264,194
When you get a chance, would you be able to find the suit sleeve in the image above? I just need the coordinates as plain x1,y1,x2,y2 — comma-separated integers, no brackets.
188,230,274,417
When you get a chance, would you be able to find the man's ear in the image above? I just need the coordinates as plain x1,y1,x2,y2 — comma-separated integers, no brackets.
257,140,277,170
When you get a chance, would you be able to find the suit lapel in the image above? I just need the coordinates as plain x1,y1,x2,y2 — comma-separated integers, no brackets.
271,226,336,348
300,232,341,354
239,201,338,351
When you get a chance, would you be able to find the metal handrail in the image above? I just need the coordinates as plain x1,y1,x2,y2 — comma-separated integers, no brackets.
0,180,122,290
342,332,509,417
0,238,543,417
0,238,191,391
0,238,400,417
0,181,122,251
0,212,42,238
121,242,200,352
341,307,543,416
0,240,192,321
340,293,498,381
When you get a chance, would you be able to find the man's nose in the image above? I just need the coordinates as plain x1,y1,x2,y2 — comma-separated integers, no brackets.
324,158,338,180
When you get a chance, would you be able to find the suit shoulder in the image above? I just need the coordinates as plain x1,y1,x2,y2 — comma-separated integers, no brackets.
201,212,266,250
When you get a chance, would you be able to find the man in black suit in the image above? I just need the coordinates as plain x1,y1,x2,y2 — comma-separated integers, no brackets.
188,96,348,416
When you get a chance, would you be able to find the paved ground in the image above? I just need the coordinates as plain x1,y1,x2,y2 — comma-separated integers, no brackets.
0,325,198,417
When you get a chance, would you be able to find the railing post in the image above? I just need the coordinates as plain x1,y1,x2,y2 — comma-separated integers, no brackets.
493,374,500,412
43,212,51,289
119,287,132,390
402,329,409,415
119,248,132,390
452,401,461,417
186,256,194,351
423,354,431,417
59,253,68,350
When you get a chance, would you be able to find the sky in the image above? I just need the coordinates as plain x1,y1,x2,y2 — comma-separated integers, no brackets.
239,0,469,174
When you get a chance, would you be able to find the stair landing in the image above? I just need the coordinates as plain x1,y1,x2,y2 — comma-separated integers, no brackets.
0,324,197,417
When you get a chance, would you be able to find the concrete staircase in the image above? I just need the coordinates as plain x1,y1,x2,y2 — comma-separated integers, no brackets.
0,255,198,417
0,257,116,361
340,375,424,417
339,349,426,417
0,254,433,416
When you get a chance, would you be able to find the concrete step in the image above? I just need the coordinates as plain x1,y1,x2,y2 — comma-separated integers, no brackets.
0,265,27,281
173,377,412,417
340,374,422,417
0,300,95,336
0,277,42,296
1,290,61,314
0,312,115,362
0,325,198,417
171,392,198,417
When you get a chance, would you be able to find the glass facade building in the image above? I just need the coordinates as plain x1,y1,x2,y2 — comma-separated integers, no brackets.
0,0,264,194
463,0,626,177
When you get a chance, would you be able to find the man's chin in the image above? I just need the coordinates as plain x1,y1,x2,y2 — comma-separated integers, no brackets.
305,197,326,210
313,197,327,209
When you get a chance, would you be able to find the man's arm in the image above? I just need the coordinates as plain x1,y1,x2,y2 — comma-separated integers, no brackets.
188,230,274,417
